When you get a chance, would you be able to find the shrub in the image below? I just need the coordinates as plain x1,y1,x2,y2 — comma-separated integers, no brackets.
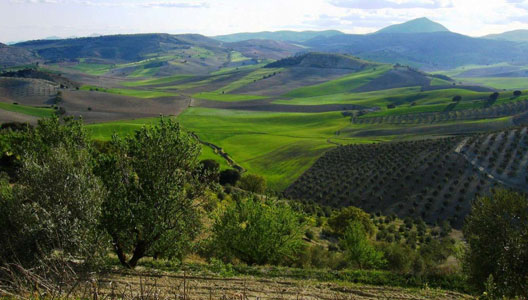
340,221,385,270
219,169,241,186
212,197,305,265
328,206,375,237
238,173,266,194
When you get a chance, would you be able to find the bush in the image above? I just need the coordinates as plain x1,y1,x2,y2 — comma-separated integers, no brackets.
513,90,522,97
212,197,305,265
340,221,385,270
463,189,528,297
219,169,241,186
238,173,266,193
328,206,375,236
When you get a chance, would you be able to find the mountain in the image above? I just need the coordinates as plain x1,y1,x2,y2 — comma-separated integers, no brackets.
376,17,450,34
214,30,344,43
14,33,223,63
484,29,528,43
305,31,528,70
0,43,38,67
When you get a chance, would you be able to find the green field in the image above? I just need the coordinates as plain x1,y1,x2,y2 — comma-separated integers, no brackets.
175,108,390,190
69,62,114,75
121,74,193,87
283,65,391,98
192,92,267,102
0,102,55,118
457,77,528,90
216,68,284,93
80,85,177,98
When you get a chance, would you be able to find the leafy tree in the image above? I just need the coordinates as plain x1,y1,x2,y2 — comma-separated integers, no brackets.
212,197,304,265
452,95,462,102
238,173,266,193
340,221,385,269
328,206,375,236
96,119,207,268
513,90,522,97
463,189,528,297
1,117,104,265
219,169,241,186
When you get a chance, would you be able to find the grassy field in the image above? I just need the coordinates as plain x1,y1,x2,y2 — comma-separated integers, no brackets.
216,68,284,93
80,85,177,98
121,74,193,87
456,77,528,90
192,92,267,102
175,108,393,190
86,117,231,170
283,65,392,98
69,62,114,75
0,102,55,118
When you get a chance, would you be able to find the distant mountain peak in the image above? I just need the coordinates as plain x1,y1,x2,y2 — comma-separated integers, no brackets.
484,29,528,43
376,17,450,34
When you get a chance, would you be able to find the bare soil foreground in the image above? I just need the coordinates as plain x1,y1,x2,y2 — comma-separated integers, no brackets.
88,271,472,300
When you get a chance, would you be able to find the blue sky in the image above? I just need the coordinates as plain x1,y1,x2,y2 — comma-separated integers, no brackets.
1,0,527,43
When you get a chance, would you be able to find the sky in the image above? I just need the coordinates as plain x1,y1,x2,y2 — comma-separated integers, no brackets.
1,0,527,43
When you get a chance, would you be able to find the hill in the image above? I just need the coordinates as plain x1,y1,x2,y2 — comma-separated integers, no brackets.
0,43,38,67
226,39,303,60
484,29,528,42
376,17,450,34
264,52,375,70
305,31,528,69
14,33,224,63
214,30,344,43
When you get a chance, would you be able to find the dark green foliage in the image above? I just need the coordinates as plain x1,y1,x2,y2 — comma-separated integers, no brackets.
212,197,305,265
463,189,528,297
96,119,207,268
198,159,220,182
328,206,375,236
340,221,385,269
238,173,266,194
452,95,462,102
513,90,522,97
219,168,241,186
0,117,104,265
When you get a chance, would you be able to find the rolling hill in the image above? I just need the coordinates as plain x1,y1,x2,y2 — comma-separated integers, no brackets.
0,43,38,67
214,30,344,43
376,17,450,34
14,33,224,63
484,29,528,42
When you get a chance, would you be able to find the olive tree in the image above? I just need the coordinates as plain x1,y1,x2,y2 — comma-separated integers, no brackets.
463,189,528,297
96,119,208,268
1,117,105,264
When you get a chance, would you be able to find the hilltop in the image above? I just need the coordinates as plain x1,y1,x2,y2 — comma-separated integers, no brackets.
14,33,224,63
264,52,375,70
214,30,344,43
484,29,528,42
376,17,450,34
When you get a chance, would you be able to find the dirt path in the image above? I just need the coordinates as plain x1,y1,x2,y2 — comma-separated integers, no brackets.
90,271,472,300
